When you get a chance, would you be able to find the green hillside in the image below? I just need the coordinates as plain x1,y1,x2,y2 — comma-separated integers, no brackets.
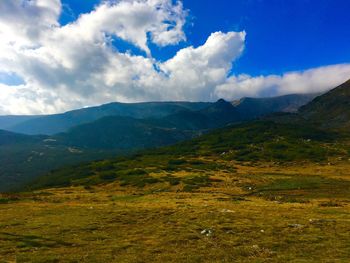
0,99,252,191
25,78,350,188
0,140,119,192
26,120,349,190
0,129,43,146
55,115,195,150
1,83,348,193
299,79,350,129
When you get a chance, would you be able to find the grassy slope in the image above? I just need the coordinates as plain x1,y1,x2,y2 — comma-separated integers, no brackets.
1,120,350,262
0,100,244,192
0,140,123,192
25,120,349,190
1,162,350,262
0,94,321,192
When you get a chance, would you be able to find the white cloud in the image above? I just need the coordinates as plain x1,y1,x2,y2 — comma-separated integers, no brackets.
0,0,349,115
64,0,187,55
160,31,246,101
215,64,350,100
0,0,191,114
0,0,61,46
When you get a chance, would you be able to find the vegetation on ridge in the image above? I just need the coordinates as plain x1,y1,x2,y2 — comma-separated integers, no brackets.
25,120,349,191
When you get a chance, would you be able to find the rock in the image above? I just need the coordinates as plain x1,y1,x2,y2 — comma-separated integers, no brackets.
220,209,235,213
309,218,336,225
201,229,213,237
288,223,303,228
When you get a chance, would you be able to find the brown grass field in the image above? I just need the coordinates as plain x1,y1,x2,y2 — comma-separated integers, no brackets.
1,159,350,262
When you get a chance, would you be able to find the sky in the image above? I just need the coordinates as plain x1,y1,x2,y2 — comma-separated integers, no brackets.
0,0,350,115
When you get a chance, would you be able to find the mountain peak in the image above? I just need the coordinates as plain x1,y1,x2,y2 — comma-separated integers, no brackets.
216,98,228,104
299,79,350,129
211,99,236,110
344,78,350,84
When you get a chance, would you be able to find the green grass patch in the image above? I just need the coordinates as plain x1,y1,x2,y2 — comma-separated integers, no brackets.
254,175,350,200
182,175,211,192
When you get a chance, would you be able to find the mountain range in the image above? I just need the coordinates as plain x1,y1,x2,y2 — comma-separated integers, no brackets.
0,91,329,191
2,93,317,135
26,80,350,191
0,102,211,135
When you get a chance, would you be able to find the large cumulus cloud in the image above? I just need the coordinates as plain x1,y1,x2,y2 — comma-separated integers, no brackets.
0,0,349,115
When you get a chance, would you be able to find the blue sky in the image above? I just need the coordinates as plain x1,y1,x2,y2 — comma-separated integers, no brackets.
185,0,350,75
0,0,350,114
61,0,350,76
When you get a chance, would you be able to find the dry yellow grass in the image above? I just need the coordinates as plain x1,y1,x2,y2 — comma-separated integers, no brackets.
0,162,350,262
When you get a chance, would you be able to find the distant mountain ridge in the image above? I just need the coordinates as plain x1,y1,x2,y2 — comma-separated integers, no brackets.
5,101,211,135
234,93,320,120
0,115,42,131
1,93,317,135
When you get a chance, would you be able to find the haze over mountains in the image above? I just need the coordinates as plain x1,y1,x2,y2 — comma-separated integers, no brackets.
234,93,319,119
0,102,211,135
2,93,317,135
